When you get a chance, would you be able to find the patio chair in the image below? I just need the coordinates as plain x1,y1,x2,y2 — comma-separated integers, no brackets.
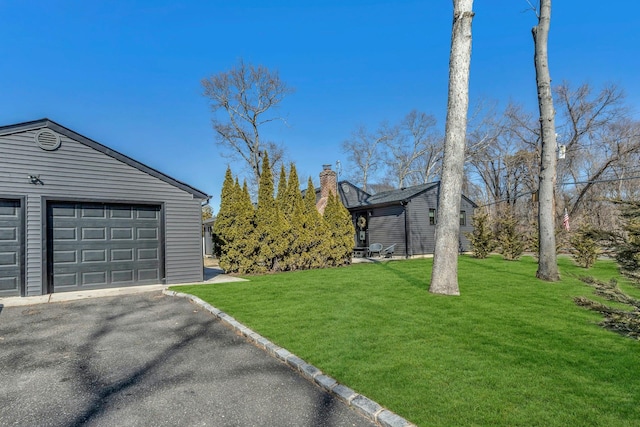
381,244,396,258
367,243,383,257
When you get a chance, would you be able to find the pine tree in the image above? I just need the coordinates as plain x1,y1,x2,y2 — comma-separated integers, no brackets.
255,152,290,272
612,200,640,282
496,212,524,261
323,193,355,266
276,164,288,213
466,210,496,259
570,225,600,269
214,167,238,272
304,177,329,268
232,181,259,273
282,164,307,270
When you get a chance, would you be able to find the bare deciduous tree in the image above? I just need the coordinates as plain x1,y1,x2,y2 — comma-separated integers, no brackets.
384,110,441,187
554,82,640,217
342,124,393,192
467,102,539,208
430,0,474,296
202,59,293,187
532,0,560,281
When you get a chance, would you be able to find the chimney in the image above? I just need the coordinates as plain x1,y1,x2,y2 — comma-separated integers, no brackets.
316,164,338,214
320,164,337,198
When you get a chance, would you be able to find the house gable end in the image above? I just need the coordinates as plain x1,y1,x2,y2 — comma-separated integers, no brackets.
0,119,209,200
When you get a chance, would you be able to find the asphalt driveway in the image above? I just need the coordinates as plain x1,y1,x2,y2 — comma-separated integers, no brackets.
0,292,375,427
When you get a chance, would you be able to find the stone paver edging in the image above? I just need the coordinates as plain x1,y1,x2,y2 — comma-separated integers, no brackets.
164,290,416,427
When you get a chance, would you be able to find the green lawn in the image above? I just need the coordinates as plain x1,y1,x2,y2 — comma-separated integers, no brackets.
172,256,640,426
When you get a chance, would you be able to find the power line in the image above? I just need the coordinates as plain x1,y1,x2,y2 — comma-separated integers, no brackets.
558,175,640,186
476,174,640,207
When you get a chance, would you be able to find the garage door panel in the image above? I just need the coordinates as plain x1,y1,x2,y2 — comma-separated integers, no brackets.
136,207,159,219
51,205,77,218
112,248,134,261
82,249,108,263
0,227,17,241
52,273,78,288
49,202,162,292
81,205,106,218
111,228,134,240
110,206,133,219
112,270,134,284
0,276,18,291
81,227,107,240
54,250,77,264
138,248,159,261
138,268,160,281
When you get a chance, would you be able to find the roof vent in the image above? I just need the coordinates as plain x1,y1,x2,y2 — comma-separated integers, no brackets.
35,130,61,151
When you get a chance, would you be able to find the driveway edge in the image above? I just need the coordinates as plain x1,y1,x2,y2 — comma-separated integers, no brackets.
163,289,416,427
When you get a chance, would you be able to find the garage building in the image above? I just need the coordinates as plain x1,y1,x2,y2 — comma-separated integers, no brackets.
0,119,209,297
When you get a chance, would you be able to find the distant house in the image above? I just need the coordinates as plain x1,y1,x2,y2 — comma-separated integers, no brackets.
203,217,215,256
0,119,209,297
314,165,476,257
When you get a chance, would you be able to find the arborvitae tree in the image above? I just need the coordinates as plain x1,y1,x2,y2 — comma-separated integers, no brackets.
304,177,329,268
323,193,355,266
255,151,290,272
219,179,243,273
214,168,238,272
465,210,496,259
276,164,288,213
232,181,259,273
570,225,600,269
282,164,308,270
496,213,524,261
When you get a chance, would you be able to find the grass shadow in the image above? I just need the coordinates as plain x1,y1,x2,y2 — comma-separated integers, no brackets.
376,260,430,290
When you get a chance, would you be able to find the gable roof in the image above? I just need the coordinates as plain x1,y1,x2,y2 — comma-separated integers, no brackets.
0,118,209,200
363,182,439,206
335,180,478,210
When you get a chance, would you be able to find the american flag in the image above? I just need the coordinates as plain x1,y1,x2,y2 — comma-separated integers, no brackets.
563,208,570,231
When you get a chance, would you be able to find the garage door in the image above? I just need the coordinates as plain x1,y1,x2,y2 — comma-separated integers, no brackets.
48,202,163,292
0,199,23,297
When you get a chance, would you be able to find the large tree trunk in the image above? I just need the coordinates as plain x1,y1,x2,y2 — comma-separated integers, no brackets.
430,0,474,296
533,0,560,281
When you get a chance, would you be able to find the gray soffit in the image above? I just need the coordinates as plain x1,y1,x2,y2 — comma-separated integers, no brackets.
0,118,210,200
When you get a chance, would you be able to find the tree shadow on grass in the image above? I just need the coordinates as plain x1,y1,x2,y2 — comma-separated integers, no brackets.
377,261,430,291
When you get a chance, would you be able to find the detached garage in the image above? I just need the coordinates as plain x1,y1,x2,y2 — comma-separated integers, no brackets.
0,119,209,297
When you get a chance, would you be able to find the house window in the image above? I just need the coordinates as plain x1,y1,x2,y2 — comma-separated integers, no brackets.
429,208,436,225
460,211,466,226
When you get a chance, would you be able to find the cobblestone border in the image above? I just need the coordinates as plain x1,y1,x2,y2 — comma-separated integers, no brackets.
164,290,416,427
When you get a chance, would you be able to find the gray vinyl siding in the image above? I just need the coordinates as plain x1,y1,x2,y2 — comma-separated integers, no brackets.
368,205,406,257
0,128,204,296
459,198,475,252
407,189,439,256
26,195,42,294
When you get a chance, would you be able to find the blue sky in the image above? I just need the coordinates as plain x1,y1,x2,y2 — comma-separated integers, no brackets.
2,1,639,211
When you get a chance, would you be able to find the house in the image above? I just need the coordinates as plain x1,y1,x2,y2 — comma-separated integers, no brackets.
315,165,476,257
0,119,209,297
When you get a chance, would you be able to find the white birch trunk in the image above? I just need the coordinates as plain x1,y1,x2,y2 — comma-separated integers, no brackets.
429,0,474,296
533,0,560,281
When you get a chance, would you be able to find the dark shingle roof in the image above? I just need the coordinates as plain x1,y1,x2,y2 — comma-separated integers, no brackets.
347,182,439,208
